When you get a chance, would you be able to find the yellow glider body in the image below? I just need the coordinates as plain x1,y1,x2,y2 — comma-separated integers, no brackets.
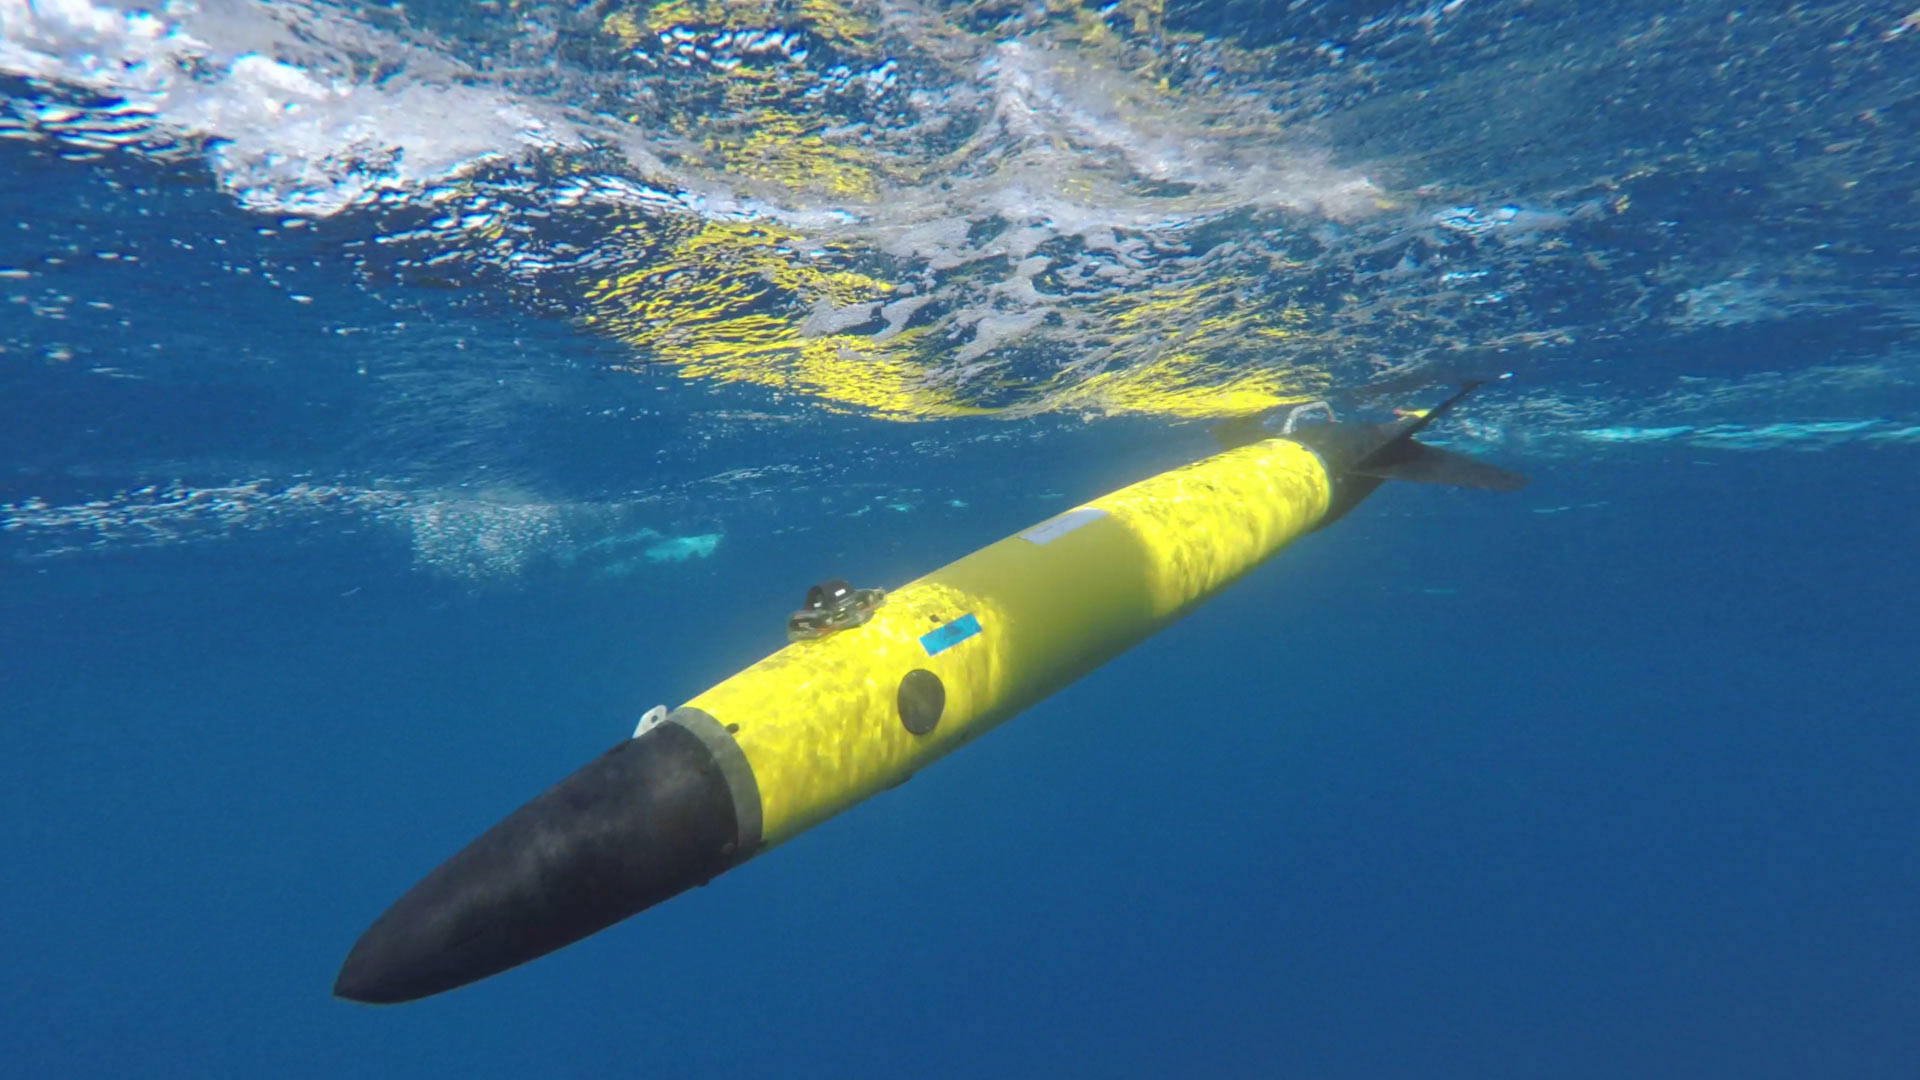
336,385,1524,1004
691,435,1332,849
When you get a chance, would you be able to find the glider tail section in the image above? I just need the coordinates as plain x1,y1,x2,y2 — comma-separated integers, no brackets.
1349,380,1528,492
1269,380,1529,527
1350,439,1528,491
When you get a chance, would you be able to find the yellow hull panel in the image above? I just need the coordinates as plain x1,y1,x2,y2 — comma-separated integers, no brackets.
686,436,1333,847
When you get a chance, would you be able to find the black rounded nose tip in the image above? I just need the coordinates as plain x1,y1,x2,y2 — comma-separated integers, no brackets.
333,933,417,1005
333,964,382,1004
335,889,476,1004
333,716,756,1004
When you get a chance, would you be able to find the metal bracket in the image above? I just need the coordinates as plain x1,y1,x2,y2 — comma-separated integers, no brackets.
633,704,668,739
1280,400,1336,434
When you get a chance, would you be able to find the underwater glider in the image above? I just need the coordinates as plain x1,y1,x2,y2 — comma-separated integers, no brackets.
335,383,1526,1004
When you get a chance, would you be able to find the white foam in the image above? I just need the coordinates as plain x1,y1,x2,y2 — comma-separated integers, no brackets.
0,478,730,579
1,0,584,214
799,298,882,338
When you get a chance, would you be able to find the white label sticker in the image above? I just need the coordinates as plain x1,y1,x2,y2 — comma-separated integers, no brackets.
1020,507,1108,545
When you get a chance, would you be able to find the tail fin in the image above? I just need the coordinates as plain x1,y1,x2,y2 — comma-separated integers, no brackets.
1388,379,1486,441
1355,380,1529,491
1352,440,1529,491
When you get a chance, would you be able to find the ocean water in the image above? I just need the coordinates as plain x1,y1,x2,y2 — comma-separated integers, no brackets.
4,1,1919,1076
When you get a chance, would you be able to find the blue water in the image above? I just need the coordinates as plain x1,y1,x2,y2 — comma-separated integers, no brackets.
9,449,1916,1075
6,0,1920,1075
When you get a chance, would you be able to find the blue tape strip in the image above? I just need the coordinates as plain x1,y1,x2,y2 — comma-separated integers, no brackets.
920,613,982,657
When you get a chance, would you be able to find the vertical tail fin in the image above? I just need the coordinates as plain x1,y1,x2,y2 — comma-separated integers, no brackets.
1351,381,1528,491
1388,379,1486,441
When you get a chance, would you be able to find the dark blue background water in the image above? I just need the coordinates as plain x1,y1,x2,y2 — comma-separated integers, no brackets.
7,433,1916,1077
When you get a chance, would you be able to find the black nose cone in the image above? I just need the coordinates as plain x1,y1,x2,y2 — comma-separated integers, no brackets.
336,712,758,1004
